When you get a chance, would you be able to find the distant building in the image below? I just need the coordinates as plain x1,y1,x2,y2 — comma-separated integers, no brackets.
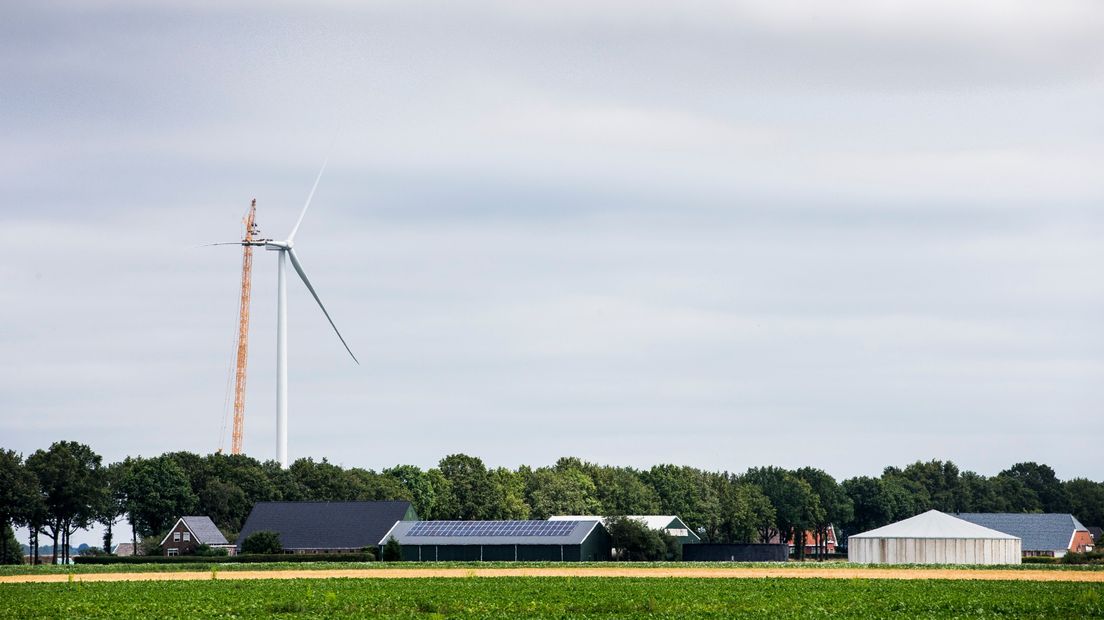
111,542,137,557
953,513,1095,558
848,510,1021,565
160,516,235,557
548,515,702,544
768,526,838,555
385,519,611,562
237,501,417,554
1088,526,1102,545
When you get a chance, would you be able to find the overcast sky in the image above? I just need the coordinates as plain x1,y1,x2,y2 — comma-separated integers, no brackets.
3,0,1103,500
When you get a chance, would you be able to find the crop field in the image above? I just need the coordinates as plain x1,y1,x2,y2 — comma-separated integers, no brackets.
1,577,1102,619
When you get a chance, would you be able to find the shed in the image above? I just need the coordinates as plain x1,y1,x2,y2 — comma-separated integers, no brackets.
237,501,417,554
848,510,1021,565
549,515,701,544
384,520,611,562
953,513,1095,557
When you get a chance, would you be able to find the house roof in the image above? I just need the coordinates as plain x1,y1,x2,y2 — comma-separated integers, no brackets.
386,520,604,546
548,515,702,541
158,516,230,547
1088,526,1102,542
182,516,230,545
850,510,1018,540
238,501,414,550
953,513,1089,552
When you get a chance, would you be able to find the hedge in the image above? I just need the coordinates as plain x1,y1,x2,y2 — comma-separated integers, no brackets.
74,553,376,565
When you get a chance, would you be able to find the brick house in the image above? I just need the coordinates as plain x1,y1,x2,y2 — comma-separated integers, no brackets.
160,516,235,557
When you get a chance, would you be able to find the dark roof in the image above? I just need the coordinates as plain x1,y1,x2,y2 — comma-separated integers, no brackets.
953,513,1088,552
1088,526,1102,542
181,516,230,545
238,501,415,551
387,520,604,546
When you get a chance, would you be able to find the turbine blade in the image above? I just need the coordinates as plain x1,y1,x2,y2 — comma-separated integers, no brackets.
288,158,328,242
286,248,359,364
199,242,245,247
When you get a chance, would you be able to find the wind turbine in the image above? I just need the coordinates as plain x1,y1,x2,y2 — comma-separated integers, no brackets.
219,160,358,468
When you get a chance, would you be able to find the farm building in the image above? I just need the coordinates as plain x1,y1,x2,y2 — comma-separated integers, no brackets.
160,516,235,556
768,526,839,555
848,510,1021,565
549,515,702,544
953,513,1095,558
237,501,417,554
383,519,611,562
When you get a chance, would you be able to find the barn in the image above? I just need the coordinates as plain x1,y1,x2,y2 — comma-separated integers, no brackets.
237,501,417,554
383,519,611,562
953,513,1095,558
848,509,1021,565
549,515,702,544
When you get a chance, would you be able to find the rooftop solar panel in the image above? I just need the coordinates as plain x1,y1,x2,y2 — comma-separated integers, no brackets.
406,520,582,537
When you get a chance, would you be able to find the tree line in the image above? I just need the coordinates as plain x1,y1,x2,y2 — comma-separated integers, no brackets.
2,441,1102,564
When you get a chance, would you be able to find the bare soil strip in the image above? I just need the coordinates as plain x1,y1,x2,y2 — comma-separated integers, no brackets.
3,567,1103,584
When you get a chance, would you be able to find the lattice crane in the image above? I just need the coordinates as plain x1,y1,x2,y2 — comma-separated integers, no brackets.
229,200,261,454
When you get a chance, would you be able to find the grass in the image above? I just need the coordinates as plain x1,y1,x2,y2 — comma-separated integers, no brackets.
0,576,1101,618
2,559,1103,576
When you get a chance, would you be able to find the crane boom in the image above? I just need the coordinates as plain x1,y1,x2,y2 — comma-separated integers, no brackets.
230,200,259,454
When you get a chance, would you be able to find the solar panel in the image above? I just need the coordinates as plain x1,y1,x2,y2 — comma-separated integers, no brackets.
406,520,582,537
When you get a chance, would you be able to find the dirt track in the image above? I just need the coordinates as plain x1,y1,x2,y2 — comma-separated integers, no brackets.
3,567,1103,584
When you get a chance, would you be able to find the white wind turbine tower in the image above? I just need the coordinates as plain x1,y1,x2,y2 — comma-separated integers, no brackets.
223,160,359,468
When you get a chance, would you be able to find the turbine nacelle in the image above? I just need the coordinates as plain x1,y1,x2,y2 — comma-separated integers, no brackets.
264,240,292,251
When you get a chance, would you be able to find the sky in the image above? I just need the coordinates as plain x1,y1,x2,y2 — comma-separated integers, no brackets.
3,0,1104,512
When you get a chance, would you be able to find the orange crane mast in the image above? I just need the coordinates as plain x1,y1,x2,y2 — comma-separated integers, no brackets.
231,200,259,454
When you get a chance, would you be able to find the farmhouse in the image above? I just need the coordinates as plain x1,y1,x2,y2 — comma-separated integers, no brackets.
848,510,1021,565
160,516,235,556
953,513,1095,558
237,501,417,554
548,515,702,544
768,526,839,555
383,519,611,562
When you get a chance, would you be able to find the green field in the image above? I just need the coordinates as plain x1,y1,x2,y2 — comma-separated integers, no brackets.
1,577,1102,619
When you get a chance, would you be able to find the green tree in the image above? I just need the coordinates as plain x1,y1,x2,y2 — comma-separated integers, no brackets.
713,476,774,544
381,536,402,561
25,441,107,564
589,466,662,516
198,479,249,533
999,462,1071,513
794,467,852,560
489,467,530,520
896,460,962,512
743,467,821,552
0,450,39,563
384,465,437,519
1,524,22,565
121,456,198,539
1065,479,1104,527
435,454,496,520
98,461,128,554
643,465,721,535
841,476,893,535
605,516,674,561
240,530,283,554
526,467,600,519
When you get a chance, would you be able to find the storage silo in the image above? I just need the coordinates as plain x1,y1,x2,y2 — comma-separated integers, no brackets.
848,510,1021,565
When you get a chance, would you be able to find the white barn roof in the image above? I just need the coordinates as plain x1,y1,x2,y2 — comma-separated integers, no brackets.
549,515,680,530
850,510,1019,540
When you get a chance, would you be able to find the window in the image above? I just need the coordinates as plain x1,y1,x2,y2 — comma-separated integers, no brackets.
183,532,191,542
173,532,181,542
167,548,179,557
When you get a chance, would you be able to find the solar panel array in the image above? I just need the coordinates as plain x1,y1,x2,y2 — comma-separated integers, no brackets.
406,520,582,537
